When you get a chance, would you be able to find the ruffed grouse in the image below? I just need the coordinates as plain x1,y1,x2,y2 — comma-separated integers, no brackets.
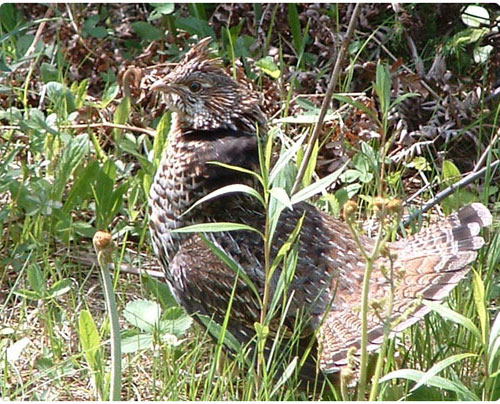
148,38,492,381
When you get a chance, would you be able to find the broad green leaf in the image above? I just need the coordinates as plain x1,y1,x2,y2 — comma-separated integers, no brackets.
473,44,493,64
291,161,348,205
48,279,72,298
340,169,362,183
131,21,162,41
380,369,479,400
423,300,481,340
160,307,193,336
121,332,153,353
255,56,280,79
149,3,175,20
40,62,58,83
141,273,178,309
27,264,46,295
78,309,101,371
171,222,263,238
472,269,487,344
44,81,76,114
410,353,477,392
101,82,119,108
181,184,264,217
407,156,431,171
123,299,162,333
461,5,489,28
175,17,215,39
63,160,100,213
53,133,90,202
442,160,461,185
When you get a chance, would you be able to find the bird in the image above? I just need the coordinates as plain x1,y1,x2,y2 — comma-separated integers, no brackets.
147,38,492,383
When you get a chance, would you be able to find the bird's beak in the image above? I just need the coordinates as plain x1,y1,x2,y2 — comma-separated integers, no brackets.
151,79,170,92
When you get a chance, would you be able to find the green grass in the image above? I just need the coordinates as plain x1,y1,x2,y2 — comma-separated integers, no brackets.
1,3,500,401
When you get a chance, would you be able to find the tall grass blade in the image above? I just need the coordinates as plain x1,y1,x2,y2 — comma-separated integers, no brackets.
410,353,477,392
423,300,481,340
379,369,479,400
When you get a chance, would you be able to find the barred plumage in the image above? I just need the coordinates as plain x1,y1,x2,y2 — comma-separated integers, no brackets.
148,38,492,381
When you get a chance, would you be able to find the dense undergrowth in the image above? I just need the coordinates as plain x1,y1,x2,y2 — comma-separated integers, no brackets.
1,3,500,400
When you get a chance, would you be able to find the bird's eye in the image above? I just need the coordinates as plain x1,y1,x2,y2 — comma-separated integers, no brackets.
189,81,202,93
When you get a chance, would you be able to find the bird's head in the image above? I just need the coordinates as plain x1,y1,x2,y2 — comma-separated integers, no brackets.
151,38,266,134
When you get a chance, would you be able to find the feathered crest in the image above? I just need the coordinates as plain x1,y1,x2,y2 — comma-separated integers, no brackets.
171,37,224,78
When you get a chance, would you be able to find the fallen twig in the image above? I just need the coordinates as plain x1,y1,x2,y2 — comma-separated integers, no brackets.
403,159,500,226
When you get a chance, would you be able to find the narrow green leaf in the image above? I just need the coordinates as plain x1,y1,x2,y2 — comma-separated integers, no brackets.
13,289,41,300
410,353,477,392
472,269,487,344
301,139,318,188
375,62,391,116
332,94,378,123
287,3,302,52
200,234,261,304
197,314,242,354
113,95,131,139
269,187,292,210
171,222,263,238
153,112,170,167
269,133,306,185
389,92,420,110
208,161,262,184
271,356,298,396
423,301,481,340
181,184,264,217
291,160,348,205
79,309,101,370
489,309,500,359
380,369,479,400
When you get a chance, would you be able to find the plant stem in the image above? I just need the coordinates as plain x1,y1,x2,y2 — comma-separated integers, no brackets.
291,3,361,194
368,256,396,400
94,232,121,401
